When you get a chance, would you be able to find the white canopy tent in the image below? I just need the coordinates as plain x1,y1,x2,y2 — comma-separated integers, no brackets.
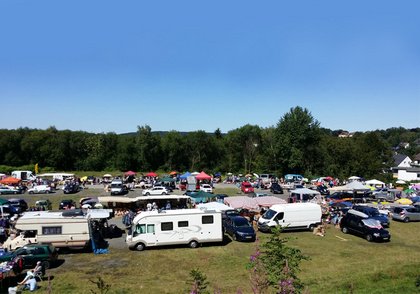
365,179,385,186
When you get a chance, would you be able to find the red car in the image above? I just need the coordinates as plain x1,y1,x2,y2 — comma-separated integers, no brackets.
241,182,254,193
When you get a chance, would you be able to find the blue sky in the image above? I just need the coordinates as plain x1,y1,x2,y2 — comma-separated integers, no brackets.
1,0,419,134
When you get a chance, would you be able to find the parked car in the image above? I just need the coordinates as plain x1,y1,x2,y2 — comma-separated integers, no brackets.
0,186,19,195
352,205,390,227
223,216,256,242
200,184,213,193
221,209,240,221
63,183,81,194
142,186,170,196
110,180,128,196
340,209,390,242
270,183,283,194
316,185,330,196
35,199,52,210
241,182,254,194
59,199,76,210
28,185,52,194
8,198,28,213
391,206,420,222
0,244,58,269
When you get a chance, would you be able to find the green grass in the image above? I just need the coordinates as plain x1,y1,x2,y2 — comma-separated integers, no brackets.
3,188,420,293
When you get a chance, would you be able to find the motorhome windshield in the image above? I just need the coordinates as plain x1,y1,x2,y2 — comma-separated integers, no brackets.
262,209,277,220
111,183,122,188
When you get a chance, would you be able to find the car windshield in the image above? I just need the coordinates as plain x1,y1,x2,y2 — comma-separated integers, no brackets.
366,209,379,216
243,183,251,187
262,209,277,220
234,218,251,227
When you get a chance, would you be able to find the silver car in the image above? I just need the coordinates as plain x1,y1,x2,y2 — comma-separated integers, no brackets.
392,206,420,222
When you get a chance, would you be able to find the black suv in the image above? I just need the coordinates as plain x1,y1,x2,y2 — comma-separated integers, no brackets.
63,183,81,194
8,198,28,213
340,209,390,242
270,183,283,194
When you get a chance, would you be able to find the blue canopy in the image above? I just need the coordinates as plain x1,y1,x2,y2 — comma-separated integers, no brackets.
180,171,191,179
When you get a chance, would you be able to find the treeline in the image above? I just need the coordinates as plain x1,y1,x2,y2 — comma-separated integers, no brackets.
0,107,419,180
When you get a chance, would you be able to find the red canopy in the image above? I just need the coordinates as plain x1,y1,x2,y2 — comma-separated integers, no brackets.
0,177,21,185
124,171,136,176
195,171,211,180
169,171,178,175
146,172,158,177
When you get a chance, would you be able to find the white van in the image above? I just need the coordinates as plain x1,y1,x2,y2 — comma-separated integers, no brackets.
257,203,321,232
11,171,36,181
110,180,127,195
126,209,223,251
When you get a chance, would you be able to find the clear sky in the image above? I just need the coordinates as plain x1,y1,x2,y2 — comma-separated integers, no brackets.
1,0,419,134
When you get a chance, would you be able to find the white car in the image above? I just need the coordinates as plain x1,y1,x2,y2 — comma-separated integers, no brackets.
142,186,170,196
28,185,52,194
200,184,213,193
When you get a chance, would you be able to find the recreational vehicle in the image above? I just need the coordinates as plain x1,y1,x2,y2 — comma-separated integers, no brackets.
3,209,113,251
126,209,223,251
257,203,322,232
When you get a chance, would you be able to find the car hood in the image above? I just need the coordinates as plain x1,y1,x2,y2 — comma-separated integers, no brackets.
235,226,255,234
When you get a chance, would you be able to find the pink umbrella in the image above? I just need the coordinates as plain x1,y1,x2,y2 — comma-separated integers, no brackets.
124,171,136,176
146,172,158,177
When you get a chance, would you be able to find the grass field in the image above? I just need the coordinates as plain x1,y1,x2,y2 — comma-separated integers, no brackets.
2,187,420,293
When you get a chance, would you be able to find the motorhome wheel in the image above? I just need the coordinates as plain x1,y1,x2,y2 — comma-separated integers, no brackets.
189,240,199,248
135,243,145,251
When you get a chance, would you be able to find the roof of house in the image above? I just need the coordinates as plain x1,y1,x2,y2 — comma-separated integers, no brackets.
414,153,420,161
393,154,409,166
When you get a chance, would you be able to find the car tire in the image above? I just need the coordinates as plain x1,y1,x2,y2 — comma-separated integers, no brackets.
342,227,349,234
46,190,50,194
13,191,17,194
308,224,316,232
233,234,237,241
161,192,166,195
366,234,373,242
146,192,150,196
42,261,50,269
29,191,34,195
189,240,199,248
403,217,410,223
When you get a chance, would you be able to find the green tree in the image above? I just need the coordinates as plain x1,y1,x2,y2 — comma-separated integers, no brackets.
275,106,321,175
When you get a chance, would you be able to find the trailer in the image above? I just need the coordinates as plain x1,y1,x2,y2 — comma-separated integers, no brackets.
126,209,223,251
3,209,113,251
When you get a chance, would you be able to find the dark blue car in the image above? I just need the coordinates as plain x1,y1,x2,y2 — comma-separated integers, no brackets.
223,216,256,242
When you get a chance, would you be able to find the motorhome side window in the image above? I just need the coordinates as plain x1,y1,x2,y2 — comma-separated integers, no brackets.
147,224,155,234
202,215,214,224
42,226,62,235
161,222,173,231
178,221,188,227
274,212,284,221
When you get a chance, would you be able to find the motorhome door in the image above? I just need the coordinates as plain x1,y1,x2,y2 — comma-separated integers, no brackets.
134,223,156,246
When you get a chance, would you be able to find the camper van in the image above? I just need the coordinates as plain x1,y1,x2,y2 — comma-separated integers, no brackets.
126,209,223,251
11,171,36,182
258,203,322,232
2,209,113,251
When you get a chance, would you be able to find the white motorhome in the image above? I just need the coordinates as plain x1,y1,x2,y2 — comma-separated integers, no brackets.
3,209,113,251
126,209,223,251
11,170,36,181
257,203,321,232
